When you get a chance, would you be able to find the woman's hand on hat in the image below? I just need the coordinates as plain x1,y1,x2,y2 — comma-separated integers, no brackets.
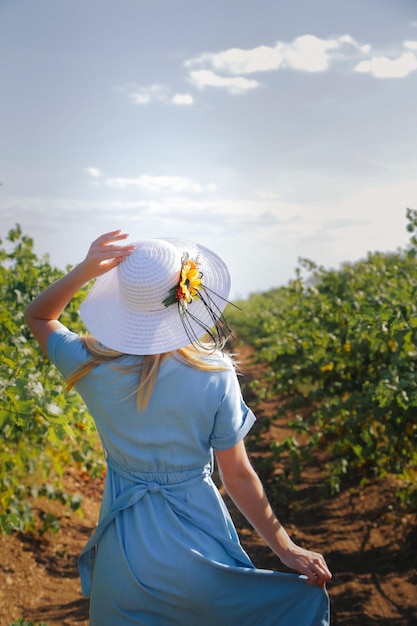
80,230,136,281
24,230,135,354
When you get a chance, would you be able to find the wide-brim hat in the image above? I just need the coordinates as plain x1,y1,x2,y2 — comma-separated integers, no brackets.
79,237,231,355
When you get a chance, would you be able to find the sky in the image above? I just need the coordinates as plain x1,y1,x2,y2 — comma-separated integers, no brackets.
1,0,417,299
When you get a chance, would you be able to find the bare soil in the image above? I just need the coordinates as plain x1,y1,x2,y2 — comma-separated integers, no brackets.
1,346,416,625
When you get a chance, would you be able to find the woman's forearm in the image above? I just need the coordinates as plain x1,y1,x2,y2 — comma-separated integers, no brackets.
220,462,294,559
24,262,92,324
216,441,332,587
24,262,95,354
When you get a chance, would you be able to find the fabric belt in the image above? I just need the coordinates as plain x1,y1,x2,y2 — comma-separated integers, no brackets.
79,455,252,596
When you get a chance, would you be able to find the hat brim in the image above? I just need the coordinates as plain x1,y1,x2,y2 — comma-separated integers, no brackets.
79,238,231,355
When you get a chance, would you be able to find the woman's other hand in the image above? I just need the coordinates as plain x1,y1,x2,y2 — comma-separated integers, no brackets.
279,544,332,589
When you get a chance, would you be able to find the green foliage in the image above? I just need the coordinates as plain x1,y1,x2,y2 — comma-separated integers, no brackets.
0,225,105,534
10,617,47,626
231,209,417,507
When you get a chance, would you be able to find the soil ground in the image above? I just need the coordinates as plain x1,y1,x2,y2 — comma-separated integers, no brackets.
1,346,416,626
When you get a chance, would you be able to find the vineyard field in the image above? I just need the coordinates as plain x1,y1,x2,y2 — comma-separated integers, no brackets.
1,215,417,624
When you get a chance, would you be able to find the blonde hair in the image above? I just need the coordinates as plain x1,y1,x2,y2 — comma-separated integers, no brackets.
66,336,234,411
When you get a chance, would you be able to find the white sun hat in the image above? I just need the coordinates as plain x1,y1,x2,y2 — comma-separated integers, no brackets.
79,237,231,355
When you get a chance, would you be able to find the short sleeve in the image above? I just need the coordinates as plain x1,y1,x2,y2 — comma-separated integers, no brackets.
47,328,89,378
209,369,256,450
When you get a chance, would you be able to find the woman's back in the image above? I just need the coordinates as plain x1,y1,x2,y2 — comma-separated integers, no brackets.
48,328,254,472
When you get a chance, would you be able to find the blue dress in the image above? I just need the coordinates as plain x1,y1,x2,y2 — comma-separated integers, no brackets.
47,328,330,626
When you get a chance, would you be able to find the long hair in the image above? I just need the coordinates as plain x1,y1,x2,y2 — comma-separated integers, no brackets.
66,336,234,411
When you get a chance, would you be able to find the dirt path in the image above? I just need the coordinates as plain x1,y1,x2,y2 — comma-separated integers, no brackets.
1,346,416,625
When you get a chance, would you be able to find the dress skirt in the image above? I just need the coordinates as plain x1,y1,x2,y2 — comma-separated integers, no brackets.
80,456,330,626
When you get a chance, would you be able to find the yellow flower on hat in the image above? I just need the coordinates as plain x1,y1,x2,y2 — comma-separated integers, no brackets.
163,253,203,309
178,258,203,304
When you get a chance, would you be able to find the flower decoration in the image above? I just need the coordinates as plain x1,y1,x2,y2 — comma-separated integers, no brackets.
163,253,203,310
163,251,237,351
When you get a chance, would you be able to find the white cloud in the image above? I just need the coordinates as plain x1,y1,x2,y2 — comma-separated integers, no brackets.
130,92,153,105
187,45,285,75
116,83,192,106
188,69,259,93
116,35,413,108
171,93,194,105
185,33,369,85
354,51,417,78
85,167,102,178
104,174,216,194
283,35,339,72
128,84,169,105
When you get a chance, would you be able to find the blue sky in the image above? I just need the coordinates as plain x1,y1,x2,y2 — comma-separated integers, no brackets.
1,0,417,298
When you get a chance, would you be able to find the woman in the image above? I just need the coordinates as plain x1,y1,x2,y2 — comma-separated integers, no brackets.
25,230,331,626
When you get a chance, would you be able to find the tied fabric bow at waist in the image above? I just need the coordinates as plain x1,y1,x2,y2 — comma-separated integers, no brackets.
79,455,252,595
